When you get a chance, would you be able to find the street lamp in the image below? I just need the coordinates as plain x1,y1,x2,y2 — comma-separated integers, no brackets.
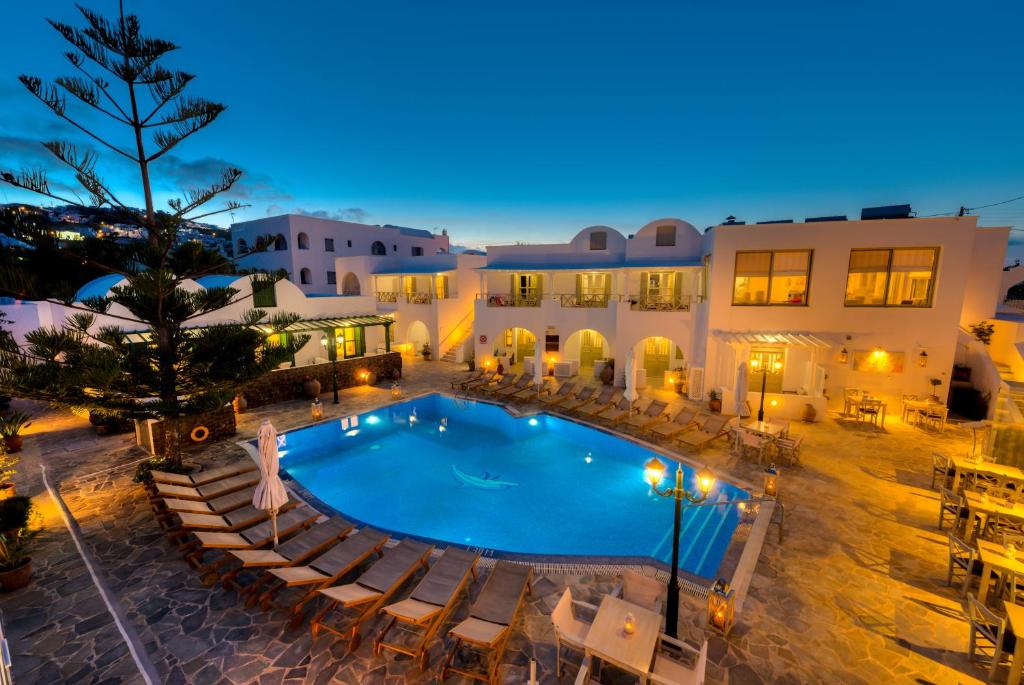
749,357,783,422
644,456,715,638
320,334,341,404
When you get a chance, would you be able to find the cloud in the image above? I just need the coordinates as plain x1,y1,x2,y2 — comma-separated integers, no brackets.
283,207,373,223
153,155,293,204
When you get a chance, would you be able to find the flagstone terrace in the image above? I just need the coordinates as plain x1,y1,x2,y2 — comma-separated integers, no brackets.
3,359,991,684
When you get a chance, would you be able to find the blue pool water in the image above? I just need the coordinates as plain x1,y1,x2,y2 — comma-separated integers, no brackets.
276,394,748,579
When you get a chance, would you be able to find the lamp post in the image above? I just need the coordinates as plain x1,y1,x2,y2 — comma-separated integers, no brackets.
749,358,783,422
320,333,341,404
644,457,715,638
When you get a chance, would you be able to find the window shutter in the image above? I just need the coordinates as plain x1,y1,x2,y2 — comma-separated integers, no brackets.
510,273,516,297
603,273,612,297
672,272,683,303
848,250,890,273
735,252,772,276
576,273,583,299
534,274,543,300
639,272,649,301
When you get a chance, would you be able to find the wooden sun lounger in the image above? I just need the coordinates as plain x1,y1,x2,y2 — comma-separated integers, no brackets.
453,370,493,392
647,408,700,438
149,460,257,487
575,388,619,416
462,371,498,391
185,505,320,582
153,471,260,501
158,486,256,517
219,516,354,597
442,561,533,684
678,414,733,452
512,378,549,402
597,396,635,423
495,375,533,397
538,382,577,405
310,538,434,651
477,374,519,396
374,547,480,669
623,400,669,430
558,385,597,412
261,527,391,622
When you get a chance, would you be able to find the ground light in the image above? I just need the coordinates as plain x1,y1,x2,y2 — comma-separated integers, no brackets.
643,456,715,638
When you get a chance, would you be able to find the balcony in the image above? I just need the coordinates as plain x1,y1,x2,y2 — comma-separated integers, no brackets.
406,292,433,304
483,293,541,308
629,294,691,312
376,291,399,303
1005,298,1024,312
559,293,611,308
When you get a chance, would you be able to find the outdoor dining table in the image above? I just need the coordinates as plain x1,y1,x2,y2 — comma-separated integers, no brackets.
903,398,948,430
847,396,888,426
1005,602,1024,684
975,539,1024,606
950,455,1024,494
741,420,787,438
583,595,662,680
964,491,1024,543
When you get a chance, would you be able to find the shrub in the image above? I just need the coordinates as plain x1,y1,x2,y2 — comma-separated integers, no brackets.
133,457,191,484
0,496,32,532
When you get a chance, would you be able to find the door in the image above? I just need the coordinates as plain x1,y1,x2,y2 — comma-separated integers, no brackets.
515,328,536,366
579,330,604,370
643,337,671,382
335,327,365,359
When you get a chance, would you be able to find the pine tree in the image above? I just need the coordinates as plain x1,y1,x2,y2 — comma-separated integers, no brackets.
0,2,305,464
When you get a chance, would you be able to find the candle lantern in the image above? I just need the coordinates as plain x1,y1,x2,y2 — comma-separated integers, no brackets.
391,381,402,400
707,578,735,635
623,611,636,635
311,397,323,420
838,346,849,364
763,463,779,498
918,350,928,368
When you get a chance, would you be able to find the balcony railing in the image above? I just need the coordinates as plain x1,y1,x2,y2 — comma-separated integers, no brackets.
559,293,611,308
376,291,399,303
1004,298,1024,312
629,295,691,312
406,292,433,304
484,292,541,308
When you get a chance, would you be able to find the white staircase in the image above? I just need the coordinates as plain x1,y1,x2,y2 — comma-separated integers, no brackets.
439,309,475,363
441,326,474,363
995,363,1024,424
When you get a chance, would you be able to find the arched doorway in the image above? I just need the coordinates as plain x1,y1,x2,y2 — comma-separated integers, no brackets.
273,234,288,251
371,241,386,255
634,336,686,389
341,272,361,295
498,327,537,369
564,329,609,378
299,268,311,285
406,320,430,357
297,232,309,249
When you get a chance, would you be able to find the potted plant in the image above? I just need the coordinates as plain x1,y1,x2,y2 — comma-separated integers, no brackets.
0,440,16,500
88,410,132,436
0,496,32,539
0,412,31,453
928,378,943,402
0,529,35,592
466,349,475,372
302,376,321,399
599,358,615,385
708,389,722,413
421,342,432,360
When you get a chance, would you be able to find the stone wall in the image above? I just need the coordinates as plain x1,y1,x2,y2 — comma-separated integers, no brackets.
238,352,403,408
141,404,237,457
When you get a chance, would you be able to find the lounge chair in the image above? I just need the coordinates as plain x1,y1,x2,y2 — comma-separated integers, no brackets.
442,561,533,684
558,385,597,412
463,371,498,391
512,378,549,402
153,471,260,501
158,486,256,517
597,395,636,423
165,498,299,548
575,387,619,417
622,400,669,431
495,374,533,397
647,408,700,439
310,538,434,651
478,374,520,396
219,516,354,596
374,547,480,669
678,414,733,452
538,382,577,405
260,527,390,621
185,505,320,581
149,460,257,487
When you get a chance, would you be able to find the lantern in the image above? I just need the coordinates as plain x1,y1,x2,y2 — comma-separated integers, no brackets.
359,370,370,384
696,465,715,496
623,611,636,635
838,346,849,364
707,578,735,635
763,463,779,498
311,397,324,420
644,456,667,487
547,356,556,376
391,381,402,400
918,350,928,368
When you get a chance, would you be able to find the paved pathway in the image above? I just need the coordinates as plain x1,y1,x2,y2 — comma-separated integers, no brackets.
2,358,993,683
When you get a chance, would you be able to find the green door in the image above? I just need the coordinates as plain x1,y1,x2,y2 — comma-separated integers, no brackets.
579,330,604,369
515,328,536,366
643,337,671,383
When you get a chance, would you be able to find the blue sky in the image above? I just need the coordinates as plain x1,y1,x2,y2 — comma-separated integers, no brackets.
1,1,1022,258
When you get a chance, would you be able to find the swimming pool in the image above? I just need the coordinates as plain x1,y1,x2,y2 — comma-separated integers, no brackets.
273,393,748,579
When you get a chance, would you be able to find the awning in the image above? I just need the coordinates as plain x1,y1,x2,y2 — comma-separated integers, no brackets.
122,314,394,343
477,259,702,271
711,330,832,349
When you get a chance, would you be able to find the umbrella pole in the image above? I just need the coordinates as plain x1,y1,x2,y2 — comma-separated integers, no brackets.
272,509,279,546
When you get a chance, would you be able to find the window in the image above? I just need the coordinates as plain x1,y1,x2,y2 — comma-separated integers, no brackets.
435,274,449,298
392,244,397,252
347,240,352,248
325,238,335,252
411,246,424,256
237,238,249,254
589,231,607,250
299,268,312,285
512,273,541,305
845,248,938,307
732,250,811,305
341,272,361,295
297,232,309,250
371,241,386,255
252,282,276,308
326,271,336,285
273,234,287,251
656,225,676,247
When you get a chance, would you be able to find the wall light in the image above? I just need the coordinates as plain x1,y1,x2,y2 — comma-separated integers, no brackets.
838,346,849,364
918,350,928,368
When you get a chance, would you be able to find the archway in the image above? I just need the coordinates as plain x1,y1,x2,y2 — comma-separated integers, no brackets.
406,320,430,357
563,329,610,379
371,240,386,256
297,232,309,250
632,336,686,389
299,268,312,285
237,238,248,254
498,327,537,370
273,234,288,251
341,272,361,295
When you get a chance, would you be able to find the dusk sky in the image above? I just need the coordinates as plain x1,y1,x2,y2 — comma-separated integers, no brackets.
1,1,1022,257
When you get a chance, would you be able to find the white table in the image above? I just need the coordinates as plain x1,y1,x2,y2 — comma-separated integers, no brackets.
584,595,661,679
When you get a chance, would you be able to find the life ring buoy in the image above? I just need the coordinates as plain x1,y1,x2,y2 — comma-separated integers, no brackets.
190,425,210,443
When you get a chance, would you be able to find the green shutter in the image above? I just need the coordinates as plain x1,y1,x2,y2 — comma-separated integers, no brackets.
672,271,683,305
440,275,449,299
510,273,516,300
603,273,612,297
575,273,583,299
639,272,649,301
535,274,543,300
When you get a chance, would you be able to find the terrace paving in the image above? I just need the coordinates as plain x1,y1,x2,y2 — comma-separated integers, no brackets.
3,358,990,684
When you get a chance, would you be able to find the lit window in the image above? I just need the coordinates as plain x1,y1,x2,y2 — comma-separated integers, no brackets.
732,250,811,306
845,248,937,307
590,231,607,250
656,225,676,246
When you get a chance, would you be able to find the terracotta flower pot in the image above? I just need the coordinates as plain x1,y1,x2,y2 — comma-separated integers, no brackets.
302,379,321,399
232,394,248,414
2,435,23,453
0,558,31,592
708,398,722,414
0,483,15,501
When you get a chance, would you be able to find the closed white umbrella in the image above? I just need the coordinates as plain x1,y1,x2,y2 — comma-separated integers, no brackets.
735,361,750,418
254,419,289,545
624,347,638,402
534,336,545,389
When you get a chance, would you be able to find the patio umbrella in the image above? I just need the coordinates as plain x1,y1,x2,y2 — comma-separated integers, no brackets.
254,419,289,546
624,347,638,402
534,336,545,389
735,361,750,418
